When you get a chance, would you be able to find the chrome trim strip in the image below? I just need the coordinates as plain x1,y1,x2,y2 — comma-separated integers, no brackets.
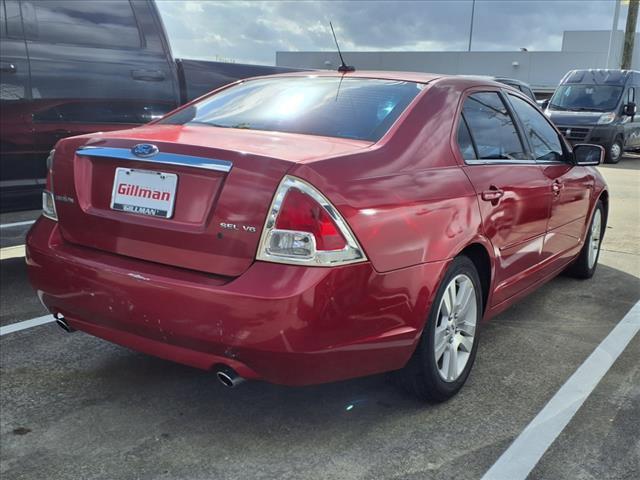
465,159,570,166
76,146,232,173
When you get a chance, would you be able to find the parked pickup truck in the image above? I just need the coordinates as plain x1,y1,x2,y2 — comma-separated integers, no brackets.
0,0,298,211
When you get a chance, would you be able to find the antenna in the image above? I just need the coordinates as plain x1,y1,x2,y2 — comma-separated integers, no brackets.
329,22,355,73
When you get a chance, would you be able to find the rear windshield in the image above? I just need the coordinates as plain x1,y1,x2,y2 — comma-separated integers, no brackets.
160,77,424,142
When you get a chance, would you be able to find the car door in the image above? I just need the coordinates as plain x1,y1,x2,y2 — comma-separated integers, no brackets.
506,92,593,270
20,0,178,167
456,90,550,306
0,0,35,191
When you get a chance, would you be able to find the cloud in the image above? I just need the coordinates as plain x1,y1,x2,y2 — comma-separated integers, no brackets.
155,0,632,65
183,1,204,13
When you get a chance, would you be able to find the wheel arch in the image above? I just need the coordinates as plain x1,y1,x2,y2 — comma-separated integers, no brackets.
456,242,493,314
598,189,609,225
597,189,609,241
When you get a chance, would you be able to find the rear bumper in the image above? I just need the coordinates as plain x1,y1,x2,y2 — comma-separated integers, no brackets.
26,218,448,385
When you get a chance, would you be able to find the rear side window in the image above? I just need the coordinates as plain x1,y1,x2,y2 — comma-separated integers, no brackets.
508,94,563,162
24,0,141,49
457,116,476,160
161,77,424,142
460,92,526,161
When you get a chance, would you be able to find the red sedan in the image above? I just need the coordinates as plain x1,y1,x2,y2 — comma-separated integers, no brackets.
26,72,607,401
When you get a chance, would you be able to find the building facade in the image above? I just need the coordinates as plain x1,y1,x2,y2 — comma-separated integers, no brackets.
276,30,640,96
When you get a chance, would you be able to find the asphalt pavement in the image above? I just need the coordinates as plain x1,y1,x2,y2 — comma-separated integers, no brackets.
0,157,638,480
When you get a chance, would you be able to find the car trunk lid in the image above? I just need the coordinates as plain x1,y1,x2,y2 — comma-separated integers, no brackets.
51,125,370,277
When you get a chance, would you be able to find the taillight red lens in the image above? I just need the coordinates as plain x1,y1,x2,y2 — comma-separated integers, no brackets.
45,149,55,191
275,188,347,250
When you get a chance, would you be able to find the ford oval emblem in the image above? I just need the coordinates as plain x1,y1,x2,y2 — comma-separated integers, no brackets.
132,143,159,158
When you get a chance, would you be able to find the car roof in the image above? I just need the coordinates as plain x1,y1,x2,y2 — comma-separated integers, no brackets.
560,69,640,86
240,70,539,93
250,70,444,84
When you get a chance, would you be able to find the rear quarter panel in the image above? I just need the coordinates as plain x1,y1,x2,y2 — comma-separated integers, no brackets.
291,81,485,273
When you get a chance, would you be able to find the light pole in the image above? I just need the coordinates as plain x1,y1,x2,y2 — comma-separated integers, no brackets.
468,0,476,52
606,0,622,68
622,0,639,70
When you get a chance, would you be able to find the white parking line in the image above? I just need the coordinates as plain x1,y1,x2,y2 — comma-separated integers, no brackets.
0,245,26,260
481,300,640,480
0,315,56,336
0,220,35,229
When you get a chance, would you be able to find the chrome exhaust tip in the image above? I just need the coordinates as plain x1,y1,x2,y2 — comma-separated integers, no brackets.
54,314,75,333
216,368,244,388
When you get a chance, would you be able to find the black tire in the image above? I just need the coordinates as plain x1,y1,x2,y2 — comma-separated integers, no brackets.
565,200,605,279
604,137,623,164
396,255,482,402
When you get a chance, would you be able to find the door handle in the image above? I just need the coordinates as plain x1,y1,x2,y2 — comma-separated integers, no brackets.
552,180,564,195
0,62,17,74
131,69,165,81
481,186,504,203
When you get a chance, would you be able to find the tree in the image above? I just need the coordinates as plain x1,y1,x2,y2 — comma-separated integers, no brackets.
622,0,639,70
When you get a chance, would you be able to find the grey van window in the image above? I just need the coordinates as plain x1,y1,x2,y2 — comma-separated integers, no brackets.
508,94,563,162
550,84,623,112
461,92,527,161
24,0,141,49
627,88,635,103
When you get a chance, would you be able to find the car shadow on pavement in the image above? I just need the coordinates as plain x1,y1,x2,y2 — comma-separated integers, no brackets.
0,257,48,326
58,263,640,427
600,155,640,171
2,264,638,480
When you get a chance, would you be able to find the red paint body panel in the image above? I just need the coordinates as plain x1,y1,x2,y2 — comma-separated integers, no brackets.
27,218,447,385
461,164,551,304
26,72,608,385
51,127,372,277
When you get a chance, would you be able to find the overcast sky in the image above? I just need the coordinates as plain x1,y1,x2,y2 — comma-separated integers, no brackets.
156,0,636,65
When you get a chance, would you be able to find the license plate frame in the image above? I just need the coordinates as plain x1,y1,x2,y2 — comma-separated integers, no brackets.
110,168,178,219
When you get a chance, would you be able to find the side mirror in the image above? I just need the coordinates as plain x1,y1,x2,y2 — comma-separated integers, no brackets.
573,144,604,166
541,99,550,110
623,102,636,116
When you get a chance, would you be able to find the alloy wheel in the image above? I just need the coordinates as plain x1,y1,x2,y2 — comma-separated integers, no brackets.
434,274,478,382
610,142,622,162
587,209,602,269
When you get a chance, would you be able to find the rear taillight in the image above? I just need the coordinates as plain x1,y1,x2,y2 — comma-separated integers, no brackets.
257,176,366,266
42,149,57,221
42,190,57,221
44,149,55,190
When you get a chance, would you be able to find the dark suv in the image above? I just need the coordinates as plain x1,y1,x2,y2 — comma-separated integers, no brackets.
544,69,640,163
493,77,536,101
0,0,297,211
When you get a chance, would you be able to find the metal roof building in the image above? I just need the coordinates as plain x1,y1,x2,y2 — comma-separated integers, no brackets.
276,30,640,96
